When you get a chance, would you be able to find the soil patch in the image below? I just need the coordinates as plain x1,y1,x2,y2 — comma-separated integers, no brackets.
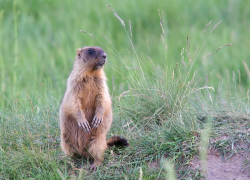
191,148,250,180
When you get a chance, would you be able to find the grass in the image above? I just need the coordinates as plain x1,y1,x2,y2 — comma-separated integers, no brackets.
0,0,250,107
1,0,250,179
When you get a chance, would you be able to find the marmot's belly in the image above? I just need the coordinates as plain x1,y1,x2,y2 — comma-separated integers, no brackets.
83,107,95,123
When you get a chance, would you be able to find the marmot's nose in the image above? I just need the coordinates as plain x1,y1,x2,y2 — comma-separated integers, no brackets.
101,53,107,59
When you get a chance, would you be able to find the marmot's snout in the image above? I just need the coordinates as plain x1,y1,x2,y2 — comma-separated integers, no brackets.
98,52,107,66
101,52,107,59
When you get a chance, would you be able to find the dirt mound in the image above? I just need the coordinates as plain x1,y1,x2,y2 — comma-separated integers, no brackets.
191,148,250,180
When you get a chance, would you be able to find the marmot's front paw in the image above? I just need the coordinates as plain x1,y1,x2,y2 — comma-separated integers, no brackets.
78,119,91,133
92,114,103,128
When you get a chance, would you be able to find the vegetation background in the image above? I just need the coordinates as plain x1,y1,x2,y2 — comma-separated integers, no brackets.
0,0,249,107
0,0,250,179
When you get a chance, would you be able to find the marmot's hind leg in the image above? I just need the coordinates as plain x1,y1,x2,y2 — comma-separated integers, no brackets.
60,114,78,156
60,132,77,156
88,134,108,170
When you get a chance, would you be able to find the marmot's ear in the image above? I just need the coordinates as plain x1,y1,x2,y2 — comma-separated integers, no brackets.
76,48,81,54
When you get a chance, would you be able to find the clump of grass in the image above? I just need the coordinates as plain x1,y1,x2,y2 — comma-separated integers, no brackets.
118,66,204,130
110,7,213,129
107,7,219,179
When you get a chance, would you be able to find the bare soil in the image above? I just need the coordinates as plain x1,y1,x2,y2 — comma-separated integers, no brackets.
191,147,250,180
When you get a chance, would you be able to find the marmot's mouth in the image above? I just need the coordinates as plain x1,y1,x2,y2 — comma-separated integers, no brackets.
98,59,106,66
94,61,106,70
94,65,103,70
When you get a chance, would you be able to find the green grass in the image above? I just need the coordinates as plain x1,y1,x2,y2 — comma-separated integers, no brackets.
0,0,250,107
1,0,250,179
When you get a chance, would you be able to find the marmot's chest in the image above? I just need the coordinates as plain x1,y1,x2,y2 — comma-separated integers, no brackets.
76,80,102,104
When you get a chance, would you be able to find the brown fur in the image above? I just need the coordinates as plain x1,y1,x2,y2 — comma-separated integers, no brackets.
59,46,128,169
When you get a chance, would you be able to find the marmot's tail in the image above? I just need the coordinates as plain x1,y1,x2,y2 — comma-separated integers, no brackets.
107,136,129,148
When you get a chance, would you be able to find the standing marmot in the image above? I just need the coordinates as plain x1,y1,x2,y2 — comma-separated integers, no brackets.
59,46,128,169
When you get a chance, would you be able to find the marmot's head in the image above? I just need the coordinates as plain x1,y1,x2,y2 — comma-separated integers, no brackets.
75,46,107,71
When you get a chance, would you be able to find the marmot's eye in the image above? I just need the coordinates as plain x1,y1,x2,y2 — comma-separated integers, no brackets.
88,49,93,54
78,53,81,58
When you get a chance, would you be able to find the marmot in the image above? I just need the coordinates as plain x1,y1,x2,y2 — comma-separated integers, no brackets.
59,46,129,169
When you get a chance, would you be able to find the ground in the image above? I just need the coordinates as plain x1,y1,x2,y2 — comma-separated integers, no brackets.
191,138,250,179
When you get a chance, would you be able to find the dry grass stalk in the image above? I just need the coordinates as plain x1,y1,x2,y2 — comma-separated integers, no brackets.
203,52,213,63
129,20,132,37
119,90,130,102
191,71,196,83
158,9,162,22
238,69,241,83
182,60,186,67
158,10,165,35
158,9,166,40
160,35,166,48
216,43,232,52
210,20,221,33
125,67,139,70
181,47,186,67
56,169,66,180
194,46,199,56
160,34,167,50
205,75,213,102
80,30,96,39
147,56,155,67
107,5,125,27
226,69,229,82
158,9,167,54
127,49,131,55
139,167,143,180
108,5,145,78
173,62,178,74
101,33,113,44
243,61,250,79
187,35,192,61
160,21,165,37
203,20,212,34
161,10,165,24
77,169,84,179
0,145,5,152
172,63,178,79
146,39,150,51
26,94,34,114
208,90,213,102
187,86,215,97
